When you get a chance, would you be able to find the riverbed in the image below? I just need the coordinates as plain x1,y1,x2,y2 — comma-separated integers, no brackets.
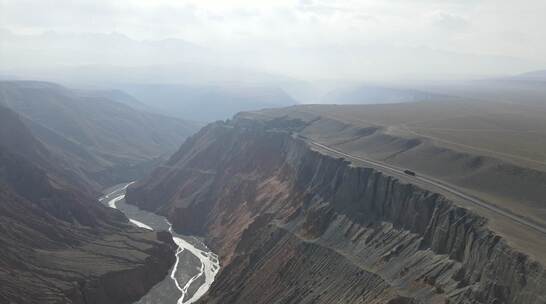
99,183,220,304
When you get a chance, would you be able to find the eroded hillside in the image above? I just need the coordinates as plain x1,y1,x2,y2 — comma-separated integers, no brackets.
127,116,546,304
0,81,200,192
0,105,176,303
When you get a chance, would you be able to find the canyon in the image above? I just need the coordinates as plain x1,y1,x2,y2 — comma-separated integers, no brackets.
100,183,220,304
0,101,176,303
3,3,546,302
127,114,546,304
0,81,199,193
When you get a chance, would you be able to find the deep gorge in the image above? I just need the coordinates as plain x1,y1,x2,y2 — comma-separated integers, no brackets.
126,117,546,304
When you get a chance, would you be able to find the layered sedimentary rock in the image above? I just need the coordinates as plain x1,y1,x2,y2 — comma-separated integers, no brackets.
0,105,176,304
236,104,546,227
127,116,546,304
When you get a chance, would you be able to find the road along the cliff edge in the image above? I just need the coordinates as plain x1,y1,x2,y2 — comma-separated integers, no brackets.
298,135,546,238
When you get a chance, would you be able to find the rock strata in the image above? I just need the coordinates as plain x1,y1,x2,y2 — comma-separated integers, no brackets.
128,116,546,304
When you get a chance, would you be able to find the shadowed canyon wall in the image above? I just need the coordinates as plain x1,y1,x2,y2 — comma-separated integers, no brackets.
0,104,176,304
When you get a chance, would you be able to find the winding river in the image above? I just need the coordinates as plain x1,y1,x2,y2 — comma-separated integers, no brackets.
99,183,220,304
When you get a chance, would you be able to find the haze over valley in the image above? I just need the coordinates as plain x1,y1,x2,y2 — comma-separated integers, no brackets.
1,1,546,303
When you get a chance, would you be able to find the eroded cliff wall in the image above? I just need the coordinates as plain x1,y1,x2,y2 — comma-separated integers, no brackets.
127,118,546,304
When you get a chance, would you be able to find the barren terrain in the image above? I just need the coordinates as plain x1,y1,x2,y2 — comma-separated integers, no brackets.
239,100,546,263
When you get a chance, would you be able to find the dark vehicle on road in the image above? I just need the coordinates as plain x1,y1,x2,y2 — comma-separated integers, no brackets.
404,169,416,176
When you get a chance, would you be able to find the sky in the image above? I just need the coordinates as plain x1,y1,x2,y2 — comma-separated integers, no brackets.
1,0,546,81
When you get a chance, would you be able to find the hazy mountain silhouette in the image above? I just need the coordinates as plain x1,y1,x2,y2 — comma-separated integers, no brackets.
0,81,200,190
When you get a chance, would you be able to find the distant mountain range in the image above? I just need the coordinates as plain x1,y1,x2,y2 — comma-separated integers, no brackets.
1,28,539,82
0,81,200,191
120,83,298,122
511,69,546,81
0,29,212,69
412,70,546,106
320,84,452,105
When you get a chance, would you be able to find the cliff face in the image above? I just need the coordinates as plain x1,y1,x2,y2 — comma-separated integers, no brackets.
0,105,176,304
127,117,546,304
235,105,546,229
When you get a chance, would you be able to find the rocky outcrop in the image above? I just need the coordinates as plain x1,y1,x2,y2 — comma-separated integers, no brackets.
127,117,546,304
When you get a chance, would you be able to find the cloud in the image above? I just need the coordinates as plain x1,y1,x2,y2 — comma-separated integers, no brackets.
430,11,469,31
1,0,545,80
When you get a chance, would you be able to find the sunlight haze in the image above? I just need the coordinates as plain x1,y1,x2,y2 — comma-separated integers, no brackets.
2,0,546,80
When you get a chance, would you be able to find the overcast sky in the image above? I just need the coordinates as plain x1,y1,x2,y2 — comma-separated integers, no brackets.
1,0,546,81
